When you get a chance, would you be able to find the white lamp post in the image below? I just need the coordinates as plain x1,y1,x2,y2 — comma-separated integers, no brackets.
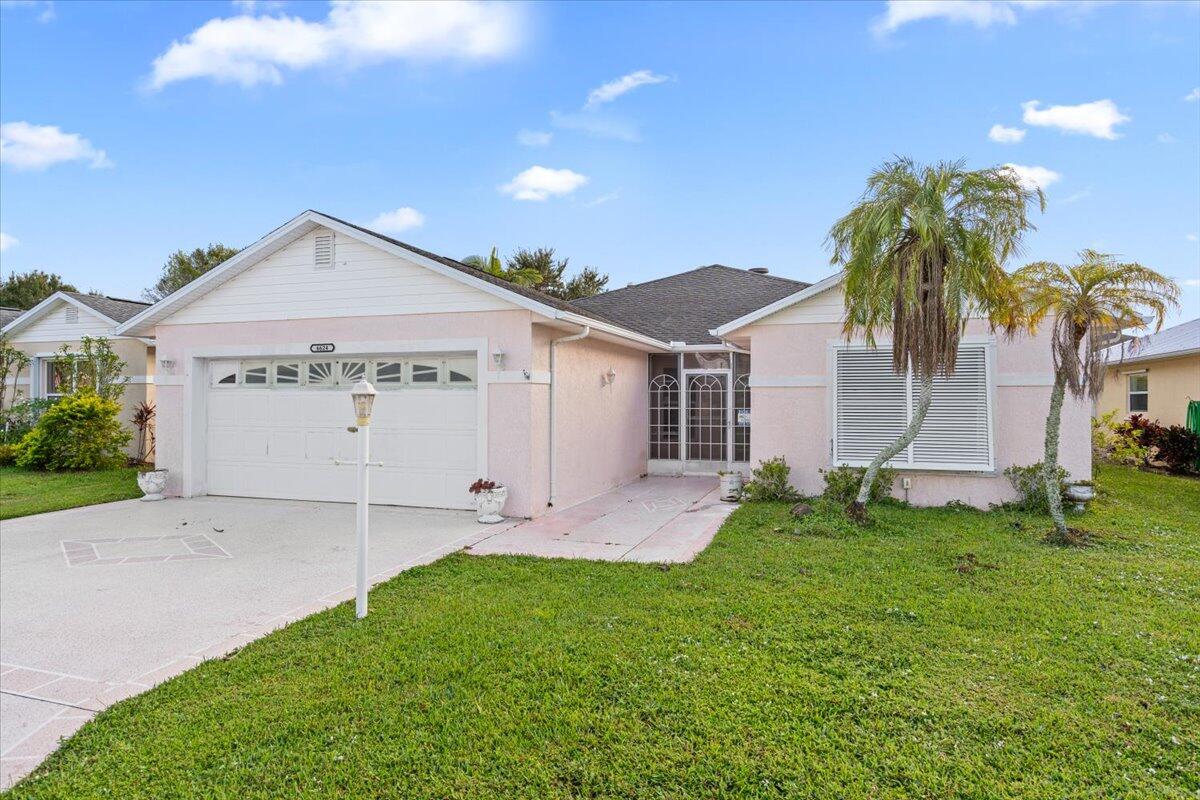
350,380,377,619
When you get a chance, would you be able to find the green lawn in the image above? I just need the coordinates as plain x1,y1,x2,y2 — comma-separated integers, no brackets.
0,466,142,520
9,464,1198,799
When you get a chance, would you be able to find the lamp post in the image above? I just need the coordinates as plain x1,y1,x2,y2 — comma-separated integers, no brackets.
350,380,377,619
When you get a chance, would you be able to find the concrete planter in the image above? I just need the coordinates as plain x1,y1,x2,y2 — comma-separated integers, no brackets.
137,469,168,502
1064,483,1095,513
475,487,508,524
719,472,744,502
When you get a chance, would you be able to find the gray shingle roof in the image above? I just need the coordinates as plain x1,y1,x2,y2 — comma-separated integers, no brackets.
0,307,21,328
313,211,624,329
570,265,809,344
65,292,152,324
1102,317,1200,364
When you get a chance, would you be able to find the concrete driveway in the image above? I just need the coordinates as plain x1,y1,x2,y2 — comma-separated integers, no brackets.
0,496,511,787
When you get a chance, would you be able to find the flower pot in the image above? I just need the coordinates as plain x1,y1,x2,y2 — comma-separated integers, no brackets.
137,469,168,502
719,472,744,502
475,486,508,523
1064,483,1094,513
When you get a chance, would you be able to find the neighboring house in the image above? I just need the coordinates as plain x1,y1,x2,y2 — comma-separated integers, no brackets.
115,210,1090,516
1,292,155,457
0,307,22,328
1096,318,1200,427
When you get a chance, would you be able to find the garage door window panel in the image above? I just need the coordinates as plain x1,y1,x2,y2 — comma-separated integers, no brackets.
274,362,301,385
307,361,337,387
411,361,440,384
374,361,404,386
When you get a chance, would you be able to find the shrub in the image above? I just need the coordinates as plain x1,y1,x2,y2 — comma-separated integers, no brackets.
0,442,17,466
1153,425,1200,473
15,391,131,470
741,457,801,503
820,464,897,505
1092,411,1151,466
1003,462,1069,513
1,397,55,444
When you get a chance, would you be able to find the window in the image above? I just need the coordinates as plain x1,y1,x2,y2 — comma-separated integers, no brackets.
410,361,439,383
212,361,238,387
374,361,404,384
833,344,993,471
340,361,366,384
243,362,268,385
307,361,337,386
1127,373,1148,412
446,357,476,384
43,359,74,398
274,363,300,385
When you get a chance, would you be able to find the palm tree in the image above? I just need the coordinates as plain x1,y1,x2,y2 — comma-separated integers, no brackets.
829,158,1043,521
1014,251,1178,543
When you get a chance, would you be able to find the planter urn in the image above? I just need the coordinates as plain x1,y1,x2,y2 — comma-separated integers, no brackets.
719,472,744,502
1064,483,1095,513
475,486,508,523
137,469,168,502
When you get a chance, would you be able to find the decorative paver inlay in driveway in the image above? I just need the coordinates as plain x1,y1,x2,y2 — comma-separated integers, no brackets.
60,534,232,567
468,476,734,563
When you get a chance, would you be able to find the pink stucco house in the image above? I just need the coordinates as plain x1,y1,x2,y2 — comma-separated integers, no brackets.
116,210,1090,517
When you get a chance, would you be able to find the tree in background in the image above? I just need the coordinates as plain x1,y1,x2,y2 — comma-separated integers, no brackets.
829,158,1042,521
463,246,609,300
143,244,239,302
1015,251,1178,544
0,270,77,310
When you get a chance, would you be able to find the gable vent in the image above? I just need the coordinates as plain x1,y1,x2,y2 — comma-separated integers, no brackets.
65,306,79,324
314,234,335,269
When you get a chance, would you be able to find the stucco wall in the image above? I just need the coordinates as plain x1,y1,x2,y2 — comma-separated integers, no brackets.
1097,354,1199,427
4,336,154,458
746,319,1092,507
151,309,544,516
535,327,648,512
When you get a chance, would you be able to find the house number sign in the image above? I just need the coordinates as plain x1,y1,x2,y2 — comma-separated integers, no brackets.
310,343,336,354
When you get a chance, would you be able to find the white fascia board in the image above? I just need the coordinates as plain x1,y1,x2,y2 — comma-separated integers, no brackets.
1,292,120,337
709,271,845,338
1103,346,1200,366
553,310,670,351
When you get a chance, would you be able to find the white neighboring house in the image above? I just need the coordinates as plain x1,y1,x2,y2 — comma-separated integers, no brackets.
2,292,155,458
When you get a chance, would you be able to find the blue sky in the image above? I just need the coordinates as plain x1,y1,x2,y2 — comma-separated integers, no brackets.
1,0,1198,326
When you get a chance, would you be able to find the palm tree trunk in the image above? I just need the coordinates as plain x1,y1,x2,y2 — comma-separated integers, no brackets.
848,373,934,521
1042,372,1069,542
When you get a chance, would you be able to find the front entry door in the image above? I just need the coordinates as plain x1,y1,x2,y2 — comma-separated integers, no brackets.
683,370,729,472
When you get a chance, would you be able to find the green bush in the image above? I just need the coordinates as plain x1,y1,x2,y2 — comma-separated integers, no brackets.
820,464,898,505
1002,462,1069,513
1092,410,1151,466
1,397,55,444
0,442,17,466
741,457,801,503
15,391,131,470
1154,425,1200,474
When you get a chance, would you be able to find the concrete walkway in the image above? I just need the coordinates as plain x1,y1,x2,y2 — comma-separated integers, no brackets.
0,497,513,788
467,476,733,562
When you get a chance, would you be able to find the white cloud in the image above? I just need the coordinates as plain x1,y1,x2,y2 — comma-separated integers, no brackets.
1185,88,1200,103
585,191,619,207
1021,99,1130,139
516,129,552,147
872,1,1106,36
148,0,526,90
1186,233,1198,242
368,206,425,233
500,166,588,202
1182,278,1200,288
1157,132,1177,144
585,70,670,108
549,110,640,142
0,232,17,252
0,122,112,171
988,124,1026,143
1061,188,1091,204
231,0,286,11
0,1,56,23
1002,163,1061,191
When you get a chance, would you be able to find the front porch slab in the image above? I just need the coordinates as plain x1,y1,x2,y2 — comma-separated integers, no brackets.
467,476,734,563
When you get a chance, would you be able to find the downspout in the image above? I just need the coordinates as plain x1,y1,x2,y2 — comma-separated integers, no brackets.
548,324,590,507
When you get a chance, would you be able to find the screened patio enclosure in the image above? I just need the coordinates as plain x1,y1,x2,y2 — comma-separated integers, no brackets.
648,352,751,474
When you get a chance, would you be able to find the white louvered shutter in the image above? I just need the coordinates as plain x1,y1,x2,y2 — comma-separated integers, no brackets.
834,348,908,465
314,234,334,268
911,347,992,469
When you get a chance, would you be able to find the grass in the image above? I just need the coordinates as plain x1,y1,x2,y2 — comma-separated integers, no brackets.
9,464,1199,799
0,465,142,520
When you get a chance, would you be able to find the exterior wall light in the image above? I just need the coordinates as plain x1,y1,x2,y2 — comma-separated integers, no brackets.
492,349,505,369
604,367,617,386
159,359,176,374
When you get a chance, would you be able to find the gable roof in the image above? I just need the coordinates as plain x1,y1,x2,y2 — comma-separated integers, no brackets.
115,210,666,350
1101,317,1200,365
0,307,21,328
571,265,809,344
708,271,845,338
1,291,152,337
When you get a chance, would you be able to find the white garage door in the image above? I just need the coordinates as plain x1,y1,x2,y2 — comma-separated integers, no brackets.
205,355,478,509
